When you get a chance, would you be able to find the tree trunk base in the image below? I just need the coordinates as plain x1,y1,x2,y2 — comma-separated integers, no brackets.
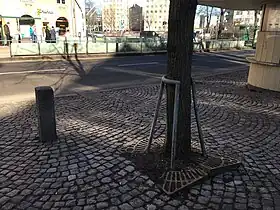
123,148,241,195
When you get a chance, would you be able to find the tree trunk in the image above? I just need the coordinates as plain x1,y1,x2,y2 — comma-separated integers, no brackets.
252,10,259,47
165,0,197,159
206,7,213,33
218,9,225,38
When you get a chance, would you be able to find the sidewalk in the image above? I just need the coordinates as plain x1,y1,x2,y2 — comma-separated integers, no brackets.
0,46,10,58
0,70,280,209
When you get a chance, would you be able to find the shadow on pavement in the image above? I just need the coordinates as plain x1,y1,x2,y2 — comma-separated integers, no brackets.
1,69,280,209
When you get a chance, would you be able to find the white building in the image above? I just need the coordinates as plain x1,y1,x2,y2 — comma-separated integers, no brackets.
143,0,219,32
102,0,129,31
0,0,86,39
233,10,262,26
143,0,169,32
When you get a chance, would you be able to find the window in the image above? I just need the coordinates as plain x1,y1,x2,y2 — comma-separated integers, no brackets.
155,10,157,13
57,0,60,3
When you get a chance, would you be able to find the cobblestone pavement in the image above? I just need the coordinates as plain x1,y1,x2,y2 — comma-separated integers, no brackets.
1,70,280,210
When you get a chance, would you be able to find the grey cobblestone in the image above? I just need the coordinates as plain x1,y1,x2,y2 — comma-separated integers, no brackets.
0,70,280,209
119,203,133,210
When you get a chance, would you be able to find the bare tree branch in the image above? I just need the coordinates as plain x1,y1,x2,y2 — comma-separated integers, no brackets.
144,12,155,31
103,6,116,31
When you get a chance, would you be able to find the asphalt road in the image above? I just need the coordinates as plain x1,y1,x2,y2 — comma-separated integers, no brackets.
0,50,254,103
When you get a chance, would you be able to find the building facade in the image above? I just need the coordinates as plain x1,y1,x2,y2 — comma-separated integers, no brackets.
129,4,143,31
86,6,102,32
102,0,129,31
143,0,169,32
0,0,86,40
233,10,262,26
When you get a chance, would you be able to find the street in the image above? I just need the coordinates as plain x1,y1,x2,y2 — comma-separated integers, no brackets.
0,50,253,103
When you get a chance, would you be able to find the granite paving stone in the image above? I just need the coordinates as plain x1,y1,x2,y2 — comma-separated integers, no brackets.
0,70,280,209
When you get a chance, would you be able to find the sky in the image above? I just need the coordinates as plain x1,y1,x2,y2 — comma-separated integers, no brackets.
92,0,144,7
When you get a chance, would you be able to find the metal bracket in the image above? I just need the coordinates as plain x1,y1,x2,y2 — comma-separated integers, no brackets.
146,75,206,169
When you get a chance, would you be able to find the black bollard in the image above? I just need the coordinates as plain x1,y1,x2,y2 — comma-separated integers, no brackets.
35,86,57,143
116,42,119,53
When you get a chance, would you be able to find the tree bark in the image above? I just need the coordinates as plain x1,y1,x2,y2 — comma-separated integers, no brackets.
165,0,197,159
252,10,259,47
206,7,213,33
218,9,225,38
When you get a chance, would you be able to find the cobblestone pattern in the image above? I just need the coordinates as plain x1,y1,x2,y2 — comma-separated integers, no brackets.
1,70,280,209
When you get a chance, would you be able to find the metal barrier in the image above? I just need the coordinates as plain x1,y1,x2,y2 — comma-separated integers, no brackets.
8,37,245,57
146,76,206,169
10,38,168,57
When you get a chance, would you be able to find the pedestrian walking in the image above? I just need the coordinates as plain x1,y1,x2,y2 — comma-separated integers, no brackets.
18,30,21,43
32,25,37,43
4,22,12,46
29,25,34,41
50,26,56,43
45,26,51,43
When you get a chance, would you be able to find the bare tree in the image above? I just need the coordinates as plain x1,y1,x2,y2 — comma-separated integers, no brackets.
205,6,214,33
252,10,260,46
218,8,226,38
85,0,94,9
103,6,116,31
144,12,155,31
145,19,152,31
196,5,218,33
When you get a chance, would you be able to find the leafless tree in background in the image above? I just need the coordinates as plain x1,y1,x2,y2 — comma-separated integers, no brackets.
252,10,260,46
218,8,226,38
196,5,216,33
103,6,116,31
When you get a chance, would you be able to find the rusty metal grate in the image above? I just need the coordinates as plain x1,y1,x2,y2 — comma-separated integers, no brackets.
160,166,208,195
192,154,241,176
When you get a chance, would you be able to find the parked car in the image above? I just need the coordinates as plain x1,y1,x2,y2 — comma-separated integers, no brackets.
88,31,105,38
140,31,160,39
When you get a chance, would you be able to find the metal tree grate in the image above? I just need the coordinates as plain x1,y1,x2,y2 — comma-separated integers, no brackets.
161,166,208,195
